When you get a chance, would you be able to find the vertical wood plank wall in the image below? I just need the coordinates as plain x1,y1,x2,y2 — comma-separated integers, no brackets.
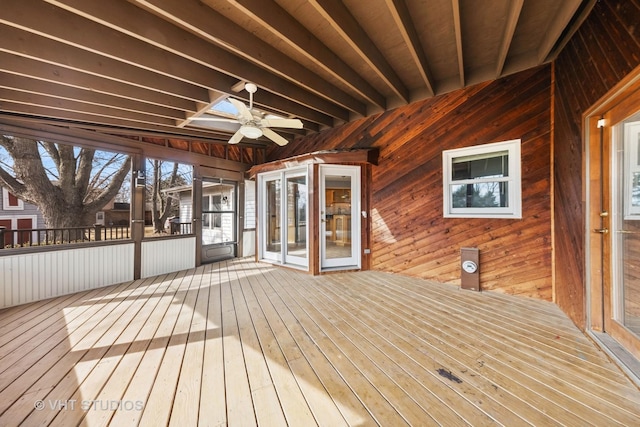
0,243,134,309
140,236,196,278
553,0,640,327
269,66,553,299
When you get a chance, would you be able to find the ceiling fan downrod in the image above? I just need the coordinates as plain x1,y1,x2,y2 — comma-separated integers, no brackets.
245,82,257,110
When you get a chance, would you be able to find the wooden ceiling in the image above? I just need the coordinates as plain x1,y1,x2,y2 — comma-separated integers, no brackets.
0,0,592,147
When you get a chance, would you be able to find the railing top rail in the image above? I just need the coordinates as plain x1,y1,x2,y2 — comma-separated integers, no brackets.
0,224,131,250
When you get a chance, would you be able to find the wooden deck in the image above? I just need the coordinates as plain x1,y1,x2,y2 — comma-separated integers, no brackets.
1,258,639,426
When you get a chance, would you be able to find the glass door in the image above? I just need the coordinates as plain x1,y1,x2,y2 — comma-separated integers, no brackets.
285,173,308,266
201,178,237,263
611,116,640,340
258,169,308,268
261,172,282,263
320,165,360,270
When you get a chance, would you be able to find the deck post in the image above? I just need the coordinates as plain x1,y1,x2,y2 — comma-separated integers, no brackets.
131,155,146,279
94,224,103,241
0,226,5,249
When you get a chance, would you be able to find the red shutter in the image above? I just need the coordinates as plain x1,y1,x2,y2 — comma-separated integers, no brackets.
8,191,20,207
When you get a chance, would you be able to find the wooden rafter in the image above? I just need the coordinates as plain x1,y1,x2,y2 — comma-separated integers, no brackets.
310,0,410,104
384,0,435,97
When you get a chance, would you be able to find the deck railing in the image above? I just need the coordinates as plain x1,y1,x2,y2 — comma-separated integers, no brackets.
168,222,192,235
0,224,130,249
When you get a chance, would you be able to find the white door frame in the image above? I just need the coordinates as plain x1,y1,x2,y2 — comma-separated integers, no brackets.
319,165,361,270
258,168,309,268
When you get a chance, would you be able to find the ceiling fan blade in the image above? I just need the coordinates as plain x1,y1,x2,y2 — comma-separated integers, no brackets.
262,128,289,146
228,98,253,122
260,118,303,129
228,129,244,144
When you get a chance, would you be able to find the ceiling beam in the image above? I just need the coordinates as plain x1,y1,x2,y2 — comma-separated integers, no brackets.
8,0,348,123
0,102,237,143
536,0,584,64
46,0,349,121
0,72,184,120
0,24,211,103
126,0,367,116
309,0,410,104
495,0,524,78
384,0,435,97
451,0,465,87
545,0,597,62
0,89,178,126
0,27,332,130
225,0,387,111
0,52,198,112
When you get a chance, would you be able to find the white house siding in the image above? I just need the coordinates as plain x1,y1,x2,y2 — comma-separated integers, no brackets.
179,192,193,225
245,179,256,229
0,243,134,309
141,236,195,278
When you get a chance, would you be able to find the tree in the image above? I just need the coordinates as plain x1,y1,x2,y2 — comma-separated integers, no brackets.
452,183,500,208
148,159,184,233
0,136,131,228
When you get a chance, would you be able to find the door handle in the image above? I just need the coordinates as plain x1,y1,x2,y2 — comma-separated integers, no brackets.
593,228,608,234
617,230,639,234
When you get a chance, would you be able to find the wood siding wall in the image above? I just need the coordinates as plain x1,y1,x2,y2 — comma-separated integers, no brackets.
0,243,134,309
553,0,640,327
269,66,552,299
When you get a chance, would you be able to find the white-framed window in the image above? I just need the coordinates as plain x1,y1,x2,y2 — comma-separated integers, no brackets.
2,188,24,211
442,139,522,219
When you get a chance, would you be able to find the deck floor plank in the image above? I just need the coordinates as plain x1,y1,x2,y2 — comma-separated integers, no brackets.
108,270,190,427
383,273,630,379
360,272,640,416
220,261,257,426
197,263,227,427
83,272,181,427
51,274,175,427
137,269,200,427
14,277,160,426
0,279,141,420
233,260,320,427
167,267,208,427
244,260,354,426
1,258,639,426
345,271,638,426
229,262,288,427
304,273,523,426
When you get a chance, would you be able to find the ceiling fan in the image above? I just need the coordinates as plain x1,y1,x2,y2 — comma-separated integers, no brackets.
191,83,303,146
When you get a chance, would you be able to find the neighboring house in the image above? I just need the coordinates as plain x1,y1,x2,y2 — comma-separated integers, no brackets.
0,187,44,246
99,200,133,226
164,181,235,243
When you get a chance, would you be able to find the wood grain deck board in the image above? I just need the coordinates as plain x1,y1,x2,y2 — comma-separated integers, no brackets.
0,258,639,426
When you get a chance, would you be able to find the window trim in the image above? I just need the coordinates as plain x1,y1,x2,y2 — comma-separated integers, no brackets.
2,188,24,211
442,139,522,219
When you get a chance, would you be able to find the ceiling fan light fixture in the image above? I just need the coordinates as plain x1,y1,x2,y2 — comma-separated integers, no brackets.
239,124,263,139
